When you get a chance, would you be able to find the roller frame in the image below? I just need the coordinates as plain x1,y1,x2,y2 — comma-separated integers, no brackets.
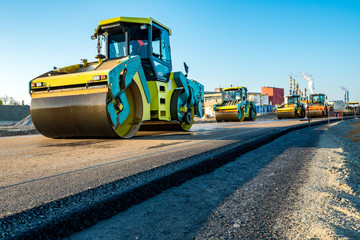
29,16,205,138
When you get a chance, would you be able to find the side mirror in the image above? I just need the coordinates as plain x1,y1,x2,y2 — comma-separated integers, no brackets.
95,54,106,59
95,54,106,64
184,62,189,77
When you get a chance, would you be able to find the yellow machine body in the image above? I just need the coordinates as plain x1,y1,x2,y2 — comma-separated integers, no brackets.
29,17,204,138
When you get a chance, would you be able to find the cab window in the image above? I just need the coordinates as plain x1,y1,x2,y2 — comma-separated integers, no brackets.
99,35,107,57
152,25,171,79
108,33,126,59
242,88,247,100
160,30,171,63
129,28,148,58
152,27,161,59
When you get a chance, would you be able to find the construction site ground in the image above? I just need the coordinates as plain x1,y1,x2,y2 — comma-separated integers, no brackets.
67,118,360,239
1,115,359,239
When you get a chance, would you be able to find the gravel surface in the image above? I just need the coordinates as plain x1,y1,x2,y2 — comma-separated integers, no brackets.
277,120,360,239
68,118,360,240
0,116,37,136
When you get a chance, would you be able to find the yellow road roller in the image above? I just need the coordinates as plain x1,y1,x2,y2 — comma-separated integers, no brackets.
306,93,328,118
29,17,204,138
213,87,257,122
276,95,305,119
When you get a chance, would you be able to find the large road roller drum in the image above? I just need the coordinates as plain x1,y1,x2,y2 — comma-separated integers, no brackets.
277,107,296,119
307,108,324,118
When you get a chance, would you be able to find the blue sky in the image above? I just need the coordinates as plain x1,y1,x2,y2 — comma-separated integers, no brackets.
0,0,359,104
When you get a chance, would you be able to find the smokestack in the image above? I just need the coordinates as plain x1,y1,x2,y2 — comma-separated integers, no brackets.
293,78,296,92
344,90,349,103
344,91,346,103
302,88,307,98
295,84,299,95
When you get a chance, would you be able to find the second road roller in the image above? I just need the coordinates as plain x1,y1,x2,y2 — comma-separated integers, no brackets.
276,95,306,119
213,87,257,122
29,16,204,138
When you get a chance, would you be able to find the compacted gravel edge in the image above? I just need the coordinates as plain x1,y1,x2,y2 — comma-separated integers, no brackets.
0,118,346,239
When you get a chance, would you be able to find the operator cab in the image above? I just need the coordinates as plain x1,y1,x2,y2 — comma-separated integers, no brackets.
94,18,172,82
222,87,247,102
285,95,300,105
309,94,326,105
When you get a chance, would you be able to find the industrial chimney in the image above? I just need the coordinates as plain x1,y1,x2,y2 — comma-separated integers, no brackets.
302,88,307,99
344,91,349,103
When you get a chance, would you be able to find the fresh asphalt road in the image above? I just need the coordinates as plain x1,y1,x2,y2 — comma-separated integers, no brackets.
0,118,328,220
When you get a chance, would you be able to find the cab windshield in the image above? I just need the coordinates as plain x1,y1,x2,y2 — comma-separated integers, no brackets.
287,96,300,104
99,27,149,59
311,95,325,104
224,90,241,101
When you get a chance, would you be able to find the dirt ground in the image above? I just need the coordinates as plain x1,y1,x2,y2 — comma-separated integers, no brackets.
67,118,360,239
344,121,360,142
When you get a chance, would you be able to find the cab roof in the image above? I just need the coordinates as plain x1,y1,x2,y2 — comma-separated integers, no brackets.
285,95,300,97
94,16,172,35
223,87,246,91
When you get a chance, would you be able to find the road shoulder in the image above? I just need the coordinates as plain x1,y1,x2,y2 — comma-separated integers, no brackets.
277,120,360,239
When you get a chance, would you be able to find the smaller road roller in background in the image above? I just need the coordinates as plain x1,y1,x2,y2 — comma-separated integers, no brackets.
344,102,360,116
214,87,257,122
29,17,204,138
276,95,306,119
306,93,328,118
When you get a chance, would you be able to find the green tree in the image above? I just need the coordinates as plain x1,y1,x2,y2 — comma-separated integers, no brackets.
0,95,9,105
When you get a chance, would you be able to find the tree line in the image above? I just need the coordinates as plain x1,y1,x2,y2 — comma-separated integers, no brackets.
0,96,23,105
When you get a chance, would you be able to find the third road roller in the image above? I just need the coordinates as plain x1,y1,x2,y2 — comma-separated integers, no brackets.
29,16,204,138
306,93,328,118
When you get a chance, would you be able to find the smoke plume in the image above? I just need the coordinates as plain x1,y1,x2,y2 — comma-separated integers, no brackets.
301,72,314,94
